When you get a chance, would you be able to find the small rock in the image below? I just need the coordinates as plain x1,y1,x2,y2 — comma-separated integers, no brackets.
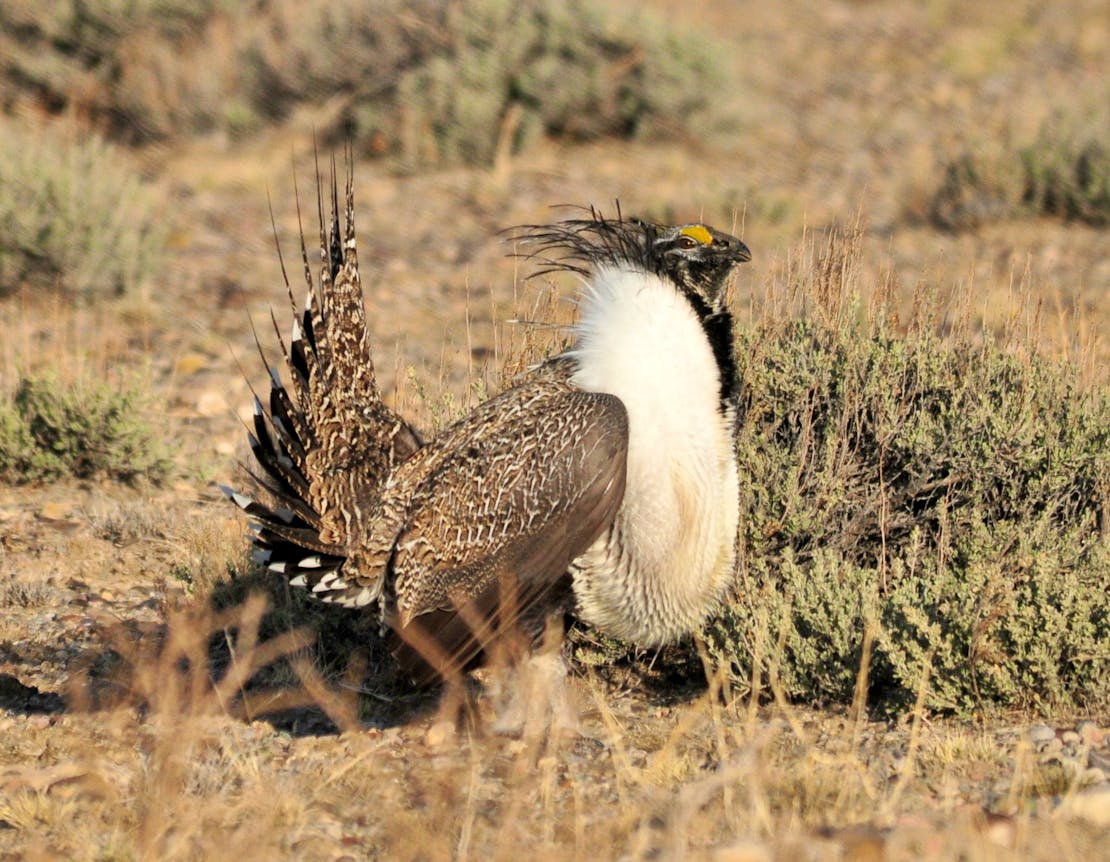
977,811,1016,848
423,719,454,748
1029,724,1056,744
712,840,772,862
1080,768,1107,787
819,826,887,862
1061,730,1081,745
1039,737,1064,756
1057,785,1110,826
38,501,75,521
174,352,208,376
1076,720,1106,747
196,390,227,418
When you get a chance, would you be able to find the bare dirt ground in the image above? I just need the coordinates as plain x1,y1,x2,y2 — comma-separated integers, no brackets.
2,1,1109,859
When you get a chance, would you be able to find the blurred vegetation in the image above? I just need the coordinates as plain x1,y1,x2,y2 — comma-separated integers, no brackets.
391,0,728,166
0,0,732,167
0,373,174,484
0,122,166,298
706,235,1110,716
0,0,242,143
928,106,1110,230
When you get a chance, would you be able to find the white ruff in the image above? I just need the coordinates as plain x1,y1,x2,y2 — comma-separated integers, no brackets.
567,265,739,645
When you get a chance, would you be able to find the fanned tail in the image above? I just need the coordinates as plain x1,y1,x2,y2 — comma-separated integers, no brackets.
223,153,422,609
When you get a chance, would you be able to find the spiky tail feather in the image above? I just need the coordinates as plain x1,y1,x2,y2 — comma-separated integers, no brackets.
223,153,421,610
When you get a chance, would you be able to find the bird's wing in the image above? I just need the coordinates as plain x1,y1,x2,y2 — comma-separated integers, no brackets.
370,376,628,682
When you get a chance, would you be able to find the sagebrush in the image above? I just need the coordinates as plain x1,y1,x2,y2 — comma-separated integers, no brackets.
927,104,1110,229
0,121,166,298
391,0,729,166
0,374,173,484
0,0,731,166
707,311,1110,715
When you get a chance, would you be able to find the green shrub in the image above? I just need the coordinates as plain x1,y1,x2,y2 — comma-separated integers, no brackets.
926,151,1022,231
927,106,1110,229
0,374,174,484
242,0,731,165
707,315,1110,715
0,0,235,142
0,122,166,298
1021,135,1109,225
392,0,729,166
1,0,732,166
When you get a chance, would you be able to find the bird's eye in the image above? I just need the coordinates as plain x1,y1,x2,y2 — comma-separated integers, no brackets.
677,235,699,249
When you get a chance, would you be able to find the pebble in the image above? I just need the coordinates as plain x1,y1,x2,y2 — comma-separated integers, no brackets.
1039,737,1064,756
1057,784,1110,827
424,719,454,747
38,501,75,521
505,739,527,756
195,390,227,418
174,352,208,376
977,811,1016,848
1021,719,1110,818
1076,720,1106,747
712,840,772,862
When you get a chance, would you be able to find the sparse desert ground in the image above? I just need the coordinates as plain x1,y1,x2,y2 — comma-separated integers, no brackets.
0,1,1108,859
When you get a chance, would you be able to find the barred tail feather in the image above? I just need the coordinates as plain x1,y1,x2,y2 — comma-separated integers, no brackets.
225,153,422,610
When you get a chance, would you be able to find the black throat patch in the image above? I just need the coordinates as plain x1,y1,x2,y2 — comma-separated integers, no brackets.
675,288,740,412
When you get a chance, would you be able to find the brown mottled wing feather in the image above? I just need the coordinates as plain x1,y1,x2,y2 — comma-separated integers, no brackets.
377,380,628,683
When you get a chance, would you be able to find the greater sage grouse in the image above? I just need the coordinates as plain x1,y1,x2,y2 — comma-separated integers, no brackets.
224,165,751,684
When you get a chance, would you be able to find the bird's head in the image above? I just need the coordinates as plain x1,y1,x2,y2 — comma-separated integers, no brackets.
513,207,751,318
637,220,752,314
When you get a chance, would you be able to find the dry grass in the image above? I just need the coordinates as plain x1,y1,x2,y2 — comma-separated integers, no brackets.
3,231,1107,860
1,607,1103,861
2,0,1109,859
2,229,1107,861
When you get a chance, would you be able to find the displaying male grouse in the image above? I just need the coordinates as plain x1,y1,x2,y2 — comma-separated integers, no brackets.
224,163,751,683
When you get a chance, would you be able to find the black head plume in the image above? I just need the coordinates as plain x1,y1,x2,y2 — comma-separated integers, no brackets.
511,206,751,317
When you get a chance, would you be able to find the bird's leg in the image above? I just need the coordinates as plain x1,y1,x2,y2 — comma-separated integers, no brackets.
486,614,580,738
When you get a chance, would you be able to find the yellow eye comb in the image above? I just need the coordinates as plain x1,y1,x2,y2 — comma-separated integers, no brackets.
679,225,713,245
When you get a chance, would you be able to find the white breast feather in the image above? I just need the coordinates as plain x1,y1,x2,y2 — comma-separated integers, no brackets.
567,265,739,644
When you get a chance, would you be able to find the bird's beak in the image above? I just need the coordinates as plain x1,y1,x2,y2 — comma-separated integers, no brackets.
733,240,752,263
